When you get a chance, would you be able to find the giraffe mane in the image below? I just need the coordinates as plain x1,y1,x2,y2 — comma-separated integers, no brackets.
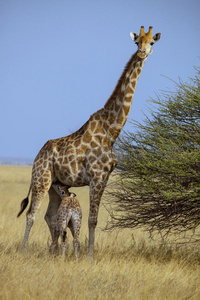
104,52,139,109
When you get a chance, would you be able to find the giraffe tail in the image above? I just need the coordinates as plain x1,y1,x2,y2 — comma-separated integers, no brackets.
17,184,32,218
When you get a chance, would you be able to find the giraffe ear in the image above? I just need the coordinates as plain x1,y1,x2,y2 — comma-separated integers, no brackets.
71,192,76,197
153,33,161,42
130,32,138,42
70,193,76,197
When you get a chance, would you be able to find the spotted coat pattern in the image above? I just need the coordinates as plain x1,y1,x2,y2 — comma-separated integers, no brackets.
18,26,161,257
50,183,82,259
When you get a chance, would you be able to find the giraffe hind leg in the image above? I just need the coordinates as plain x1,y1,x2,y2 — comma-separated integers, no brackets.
68,219,80,259
21,184,51,251
45,186,62,243
73,238,80,261
61,230,67,256
72,216,81,260
21,212,34,250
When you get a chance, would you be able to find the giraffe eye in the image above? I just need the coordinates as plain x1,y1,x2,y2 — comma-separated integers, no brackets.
150,42,154,46
135,42,138,46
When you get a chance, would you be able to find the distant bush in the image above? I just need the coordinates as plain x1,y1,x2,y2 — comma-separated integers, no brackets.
106,67,200,241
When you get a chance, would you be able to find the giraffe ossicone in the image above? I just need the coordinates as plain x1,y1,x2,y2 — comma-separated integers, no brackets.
17,26,161,258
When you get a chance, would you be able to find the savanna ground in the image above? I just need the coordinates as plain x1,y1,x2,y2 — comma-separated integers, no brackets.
0,165,200,300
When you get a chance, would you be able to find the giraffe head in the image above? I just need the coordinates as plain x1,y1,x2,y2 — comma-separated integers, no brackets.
52,183,76,198
130,26,161,59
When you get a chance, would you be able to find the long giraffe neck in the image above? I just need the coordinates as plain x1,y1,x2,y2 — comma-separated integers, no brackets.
103,52,146,143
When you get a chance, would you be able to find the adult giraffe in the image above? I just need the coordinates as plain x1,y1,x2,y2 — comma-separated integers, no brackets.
18,26,161,257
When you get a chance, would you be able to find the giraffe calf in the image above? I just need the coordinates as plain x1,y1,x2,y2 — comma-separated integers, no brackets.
50,183,82,260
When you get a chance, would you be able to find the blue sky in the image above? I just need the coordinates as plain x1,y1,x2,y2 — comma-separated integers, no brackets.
1,0,200,159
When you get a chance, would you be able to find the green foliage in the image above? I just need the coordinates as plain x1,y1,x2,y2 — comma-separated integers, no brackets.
106,68,200,239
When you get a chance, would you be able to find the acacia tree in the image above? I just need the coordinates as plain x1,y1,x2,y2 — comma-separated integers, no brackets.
105,68,200,240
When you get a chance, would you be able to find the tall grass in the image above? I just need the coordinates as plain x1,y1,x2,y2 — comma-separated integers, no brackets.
0,165,200,299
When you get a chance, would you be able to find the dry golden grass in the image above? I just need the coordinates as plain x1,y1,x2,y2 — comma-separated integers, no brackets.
0,165,200,299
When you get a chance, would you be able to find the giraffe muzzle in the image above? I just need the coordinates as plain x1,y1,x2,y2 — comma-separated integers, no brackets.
137,50,148,59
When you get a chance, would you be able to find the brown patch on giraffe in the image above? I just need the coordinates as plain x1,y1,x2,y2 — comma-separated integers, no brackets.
91,141,98,148
53,151,58,158
100,113,106,121
38,158,43,165
131,81,137,89
101,137,108,146
125,96,133,103
89,121,97,132
37,166,43,173
137,68,142,76
57,157,63,164
70,161,77,174
102,122,109,132
93,164,101,170
117,110,125,124
44,152,48,160
94,114,100,122
109,112,115,121
41,140,53,152
126,86,134,94
115,102,121,112
123,105,130,116
67,146,75,154
124,77,130,87
54,163,59,172
56,139,64,147
96,183,103,190
101,154,108,164
83,131,92,143
63,157,69,165
74,139,81,148
110,127,121,139
68,153,75,160
94,123,104,135
77,159,83,169
92,148,102,158
132,71,137,79
119,90,125,100
103,166,109,173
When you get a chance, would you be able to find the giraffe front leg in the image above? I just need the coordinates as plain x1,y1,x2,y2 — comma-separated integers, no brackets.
45,187,62,247
50,227,60,254
88,178,108,258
